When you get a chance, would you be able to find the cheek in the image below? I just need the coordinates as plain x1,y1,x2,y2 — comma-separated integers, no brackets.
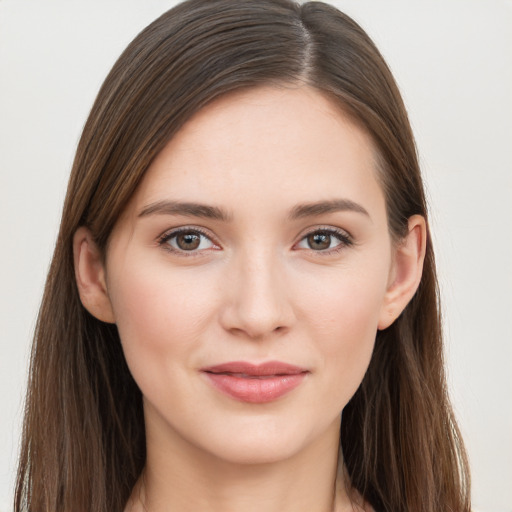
301,264,388,345
321,288,381,376
106,260,218,379
295,260,390,400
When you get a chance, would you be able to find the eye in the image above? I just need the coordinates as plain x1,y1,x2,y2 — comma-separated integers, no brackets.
158,228,218,254
295,228,352,253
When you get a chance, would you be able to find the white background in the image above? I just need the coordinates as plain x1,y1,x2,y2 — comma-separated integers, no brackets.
0,1,511,511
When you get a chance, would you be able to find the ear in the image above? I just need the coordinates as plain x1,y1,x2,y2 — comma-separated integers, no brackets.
378,215,427,330
73,226,115,323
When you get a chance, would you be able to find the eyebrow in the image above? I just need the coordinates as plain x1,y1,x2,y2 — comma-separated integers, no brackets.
138,200,231,221
138,198,369,222
288,199,370,220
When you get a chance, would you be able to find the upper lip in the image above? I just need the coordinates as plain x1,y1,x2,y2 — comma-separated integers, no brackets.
201,361,308,377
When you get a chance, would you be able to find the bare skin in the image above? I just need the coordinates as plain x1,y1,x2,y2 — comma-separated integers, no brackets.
74,85,425,512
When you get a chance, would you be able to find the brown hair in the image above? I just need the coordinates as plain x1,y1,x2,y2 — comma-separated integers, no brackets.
15,1,470,511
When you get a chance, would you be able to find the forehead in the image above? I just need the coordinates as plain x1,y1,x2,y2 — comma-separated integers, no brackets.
129,85,385,221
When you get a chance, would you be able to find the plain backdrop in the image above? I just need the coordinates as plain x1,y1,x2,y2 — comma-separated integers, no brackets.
1,1,511,511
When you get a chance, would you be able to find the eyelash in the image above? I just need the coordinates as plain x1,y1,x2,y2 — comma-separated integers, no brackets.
295,227,354,256
158,227,219,257
157,226,354,257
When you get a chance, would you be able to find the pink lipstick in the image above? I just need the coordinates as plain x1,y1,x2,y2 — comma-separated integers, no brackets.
201,361,308,403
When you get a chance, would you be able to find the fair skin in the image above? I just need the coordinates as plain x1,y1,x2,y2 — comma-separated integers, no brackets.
74,86,426,512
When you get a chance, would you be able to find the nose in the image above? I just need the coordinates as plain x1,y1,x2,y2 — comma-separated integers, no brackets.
219,249,295,340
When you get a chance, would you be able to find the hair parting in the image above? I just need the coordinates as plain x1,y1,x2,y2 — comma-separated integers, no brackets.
16,1,470,511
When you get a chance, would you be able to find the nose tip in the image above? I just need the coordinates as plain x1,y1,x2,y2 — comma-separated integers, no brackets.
228,320,289,341
219,258,294,340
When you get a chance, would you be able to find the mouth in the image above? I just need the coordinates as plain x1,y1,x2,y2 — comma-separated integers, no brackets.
201,361,309,403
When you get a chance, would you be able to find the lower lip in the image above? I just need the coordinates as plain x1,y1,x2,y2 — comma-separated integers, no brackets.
203,372,307,403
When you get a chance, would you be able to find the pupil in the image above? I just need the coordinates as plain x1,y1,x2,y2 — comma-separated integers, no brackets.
308,233,330,250
177,233,200,250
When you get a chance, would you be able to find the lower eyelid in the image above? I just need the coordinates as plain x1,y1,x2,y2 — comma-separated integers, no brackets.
297,228,352,246
172,233,213,249
157,228,219,253
156,227,352,256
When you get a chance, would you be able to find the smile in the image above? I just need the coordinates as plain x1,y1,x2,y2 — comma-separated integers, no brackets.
201,361,309,403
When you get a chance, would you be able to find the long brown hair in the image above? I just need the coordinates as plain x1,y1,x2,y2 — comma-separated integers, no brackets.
15,1,470,511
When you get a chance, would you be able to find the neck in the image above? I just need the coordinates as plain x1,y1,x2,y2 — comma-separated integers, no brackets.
127,409,363,512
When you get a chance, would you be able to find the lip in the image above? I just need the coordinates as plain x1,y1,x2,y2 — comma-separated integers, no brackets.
201,361,309,403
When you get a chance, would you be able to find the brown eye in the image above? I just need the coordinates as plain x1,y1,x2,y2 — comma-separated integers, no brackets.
307,233,331,250
160,229,216,253
295,228,351,253
176,232,201,250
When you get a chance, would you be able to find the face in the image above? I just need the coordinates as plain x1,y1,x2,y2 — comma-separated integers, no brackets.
102,86,397,465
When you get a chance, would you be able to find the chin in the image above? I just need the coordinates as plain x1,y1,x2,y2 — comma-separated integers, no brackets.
199,431,309,466
186,411,341,467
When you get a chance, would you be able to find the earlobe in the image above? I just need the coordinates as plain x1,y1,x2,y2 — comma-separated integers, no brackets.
378,215,427,330
73,226,115,323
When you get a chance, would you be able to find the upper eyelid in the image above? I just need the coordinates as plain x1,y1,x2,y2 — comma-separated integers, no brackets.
293,226,355,253
158,225,217,243
156,224,353,249
157,227,220,257
297,225,353,240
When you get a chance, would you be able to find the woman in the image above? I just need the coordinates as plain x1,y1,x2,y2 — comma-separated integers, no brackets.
15,0,471,511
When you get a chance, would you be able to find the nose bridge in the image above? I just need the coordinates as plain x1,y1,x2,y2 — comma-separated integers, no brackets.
222,245,293,338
